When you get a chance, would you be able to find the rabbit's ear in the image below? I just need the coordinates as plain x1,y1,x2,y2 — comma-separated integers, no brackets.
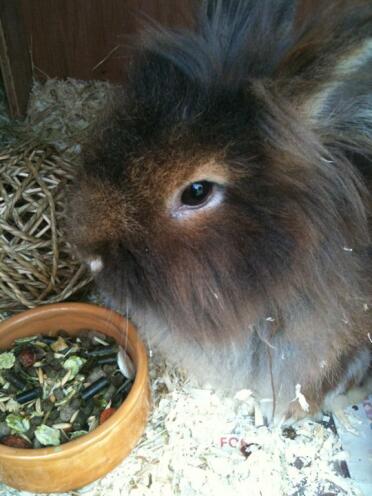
310,47,372,180
277,1,372,166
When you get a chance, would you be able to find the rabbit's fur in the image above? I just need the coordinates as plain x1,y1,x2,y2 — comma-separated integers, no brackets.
70,0,372,421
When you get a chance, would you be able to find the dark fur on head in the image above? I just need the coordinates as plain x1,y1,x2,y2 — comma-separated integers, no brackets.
70,0,372,421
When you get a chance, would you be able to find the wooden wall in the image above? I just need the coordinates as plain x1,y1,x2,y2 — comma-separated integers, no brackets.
20,0,197,82
0,0,33,116
0,0,320,117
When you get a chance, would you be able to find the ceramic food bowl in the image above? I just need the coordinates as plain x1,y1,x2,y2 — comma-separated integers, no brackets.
0,302,150,493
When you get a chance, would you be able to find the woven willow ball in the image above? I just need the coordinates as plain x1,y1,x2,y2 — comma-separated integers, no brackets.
0,142,92,312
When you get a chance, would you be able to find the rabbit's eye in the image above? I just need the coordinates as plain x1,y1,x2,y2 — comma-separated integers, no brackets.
171,178,223,218
181,181,213,206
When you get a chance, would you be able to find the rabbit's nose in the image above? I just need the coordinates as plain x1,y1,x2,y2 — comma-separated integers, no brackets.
86,256,104,274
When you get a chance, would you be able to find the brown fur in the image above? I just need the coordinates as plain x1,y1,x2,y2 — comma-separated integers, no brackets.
69,0,372,422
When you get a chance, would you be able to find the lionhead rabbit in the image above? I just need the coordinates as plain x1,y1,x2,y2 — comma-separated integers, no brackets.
70,0,372,421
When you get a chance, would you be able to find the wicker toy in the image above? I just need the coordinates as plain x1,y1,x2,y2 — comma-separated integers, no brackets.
0,141,91,313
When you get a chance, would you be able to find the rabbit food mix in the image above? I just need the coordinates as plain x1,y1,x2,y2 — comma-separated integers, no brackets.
0,331,134,448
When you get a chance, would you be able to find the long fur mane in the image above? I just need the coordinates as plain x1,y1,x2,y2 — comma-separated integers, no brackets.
73,0,372,420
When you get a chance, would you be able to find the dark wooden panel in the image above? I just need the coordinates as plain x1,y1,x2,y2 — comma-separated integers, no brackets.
19,0,197,82
0,0,32,117
0,0,321,117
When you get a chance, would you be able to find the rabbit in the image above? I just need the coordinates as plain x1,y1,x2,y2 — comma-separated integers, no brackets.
69,0,372,422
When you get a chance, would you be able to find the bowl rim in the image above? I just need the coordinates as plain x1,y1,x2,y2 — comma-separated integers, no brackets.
0,302,149,460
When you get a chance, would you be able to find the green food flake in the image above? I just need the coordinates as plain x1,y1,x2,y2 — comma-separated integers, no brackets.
34,424,61,446
6,414,30,433
6,399,21,412
95,398,108,410
35,341,48,349
69,430,88,440
51,337,68,352
0,352,16,370
63,356,86,379
14,336,38,344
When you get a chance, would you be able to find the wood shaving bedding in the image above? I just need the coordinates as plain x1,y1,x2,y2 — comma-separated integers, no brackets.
0,353,362,496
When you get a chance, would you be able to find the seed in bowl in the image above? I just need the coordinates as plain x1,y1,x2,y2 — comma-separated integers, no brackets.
0,331,134,448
